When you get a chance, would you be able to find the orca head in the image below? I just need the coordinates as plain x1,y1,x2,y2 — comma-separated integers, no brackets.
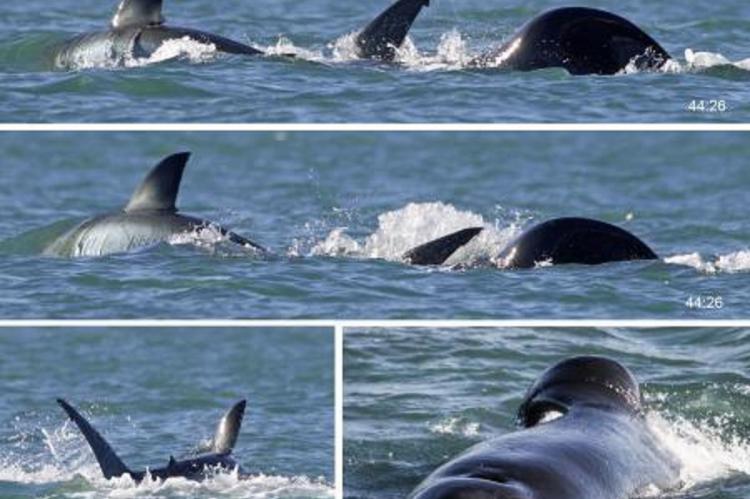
517,356,642,428
112,0,165,28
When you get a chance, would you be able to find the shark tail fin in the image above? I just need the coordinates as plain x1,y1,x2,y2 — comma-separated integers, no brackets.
124,152,191,214
355,0,430,61
57,399,131,480
112,0,165,28
210,400,247,455
403,227,483,265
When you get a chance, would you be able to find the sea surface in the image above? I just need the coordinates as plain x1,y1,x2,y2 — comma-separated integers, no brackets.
0,0,749,122
344,327,750,499
0,328,335,498
2,131,749,319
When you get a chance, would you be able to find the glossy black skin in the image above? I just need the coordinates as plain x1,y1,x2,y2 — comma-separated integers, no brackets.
497,217,658,268
128,453,243,483
472,7,671,75
411,357,680,499
54,24,262,68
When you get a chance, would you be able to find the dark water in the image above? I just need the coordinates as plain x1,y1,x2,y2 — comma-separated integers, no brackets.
0,328,334,498
0,0,749,122
344,327,750,499
1,131,749,319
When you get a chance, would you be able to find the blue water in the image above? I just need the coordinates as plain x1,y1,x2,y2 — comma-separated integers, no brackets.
344,327,750,498
0,0,749,122
1,131,750,319
0,327,334,498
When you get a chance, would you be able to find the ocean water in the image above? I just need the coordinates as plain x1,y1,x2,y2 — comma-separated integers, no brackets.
1,131,750,319
344,327,750,499
0,327,335,498
0,0,749,122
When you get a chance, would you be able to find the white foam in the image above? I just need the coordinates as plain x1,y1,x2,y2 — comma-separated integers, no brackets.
665,250,750,274
311,202,521,267
125,37,218,67
261,36,323,61
647,411,750,490
429,417,480,437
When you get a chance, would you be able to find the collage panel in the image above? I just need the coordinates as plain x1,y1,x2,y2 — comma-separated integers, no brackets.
1,131,749,319
1,0,748,123
0,327,335,498
344,327,750,499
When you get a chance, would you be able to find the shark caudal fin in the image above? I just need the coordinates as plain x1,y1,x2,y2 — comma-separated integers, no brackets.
209,400,246,454
56,399,131,480
355,0,431,61
124,152,191,214
112,0,165,28
403,227,483,265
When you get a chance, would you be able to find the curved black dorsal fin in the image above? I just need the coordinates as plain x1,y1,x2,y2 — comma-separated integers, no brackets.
210,400,246,454
56,399,131,479
356,0,431,60
403,227,484,265
112,0,165,28
124,152,191,214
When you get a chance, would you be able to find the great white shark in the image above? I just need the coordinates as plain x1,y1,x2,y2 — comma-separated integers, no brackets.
58,399,249,482
53,0,431,69
410,356,682,499
43,152,265,258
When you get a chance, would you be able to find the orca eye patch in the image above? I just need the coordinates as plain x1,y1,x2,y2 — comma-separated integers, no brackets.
519,400,568,428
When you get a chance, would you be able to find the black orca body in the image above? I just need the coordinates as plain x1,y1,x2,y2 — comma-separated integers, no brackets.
57,399,248,483
403,217,657,268
410,356,681,499
43,152,265,258
53,0,428,69
472,7,671,75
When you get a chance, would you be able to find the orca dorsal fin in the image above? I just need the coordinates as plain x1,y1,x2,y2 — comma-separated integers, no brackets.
210,400,246,454
403,227,484,265
56,399,132,480
124,152,191,214
112,0,165,28
356,0,431,60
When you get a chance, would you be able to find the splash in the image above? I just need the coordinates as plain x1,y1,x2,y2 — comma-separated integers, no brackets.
647,411,750,491
330,30,472,71
125,37,218,67
665,250,750,274
168,224,263,257
311,202,522,267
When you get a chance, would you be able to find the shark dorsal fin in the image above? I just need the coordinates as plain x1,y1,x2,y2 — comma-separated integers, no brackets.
124,152,191,214
210,400,246,454
56,399,132,480
112,0,165,28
